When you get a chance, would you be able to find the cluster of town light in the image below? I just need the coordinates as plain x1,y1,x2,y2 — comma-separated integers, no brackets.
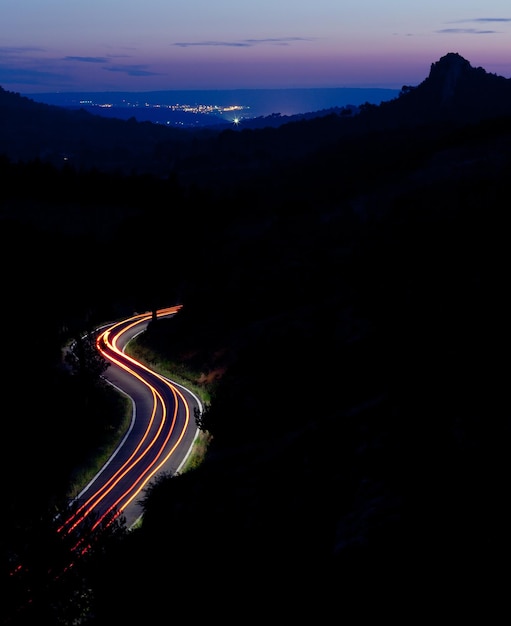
80,98,247,120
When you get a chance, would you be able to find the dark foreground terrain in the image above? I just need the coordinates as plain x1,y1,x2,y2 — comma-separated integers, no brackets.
1,53,510,623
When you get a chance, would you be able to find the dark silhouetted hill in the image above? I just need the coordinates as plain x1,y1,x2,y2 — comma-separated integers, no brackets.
0,86,197,175
2,53,511,623
371,51,511,126
2,52,511,182
88,53,511,621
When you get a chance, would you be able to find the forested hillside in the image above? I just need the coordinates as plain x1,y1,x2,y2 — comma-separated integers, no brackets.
1,53,510,623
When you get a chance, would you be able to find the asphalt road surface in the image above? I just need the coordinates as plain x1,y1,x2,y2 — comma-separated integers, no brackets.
60,306,200,536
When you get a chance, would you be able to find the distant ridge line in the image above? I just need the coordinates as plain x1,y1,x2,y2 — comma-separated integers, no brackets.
23,87,401,118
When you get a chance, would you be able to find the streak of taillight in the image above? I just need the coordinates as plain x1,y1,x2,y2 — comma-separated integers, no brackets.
58,306,184,535
57,363,162,534
102,377,186,518
9,306,187,604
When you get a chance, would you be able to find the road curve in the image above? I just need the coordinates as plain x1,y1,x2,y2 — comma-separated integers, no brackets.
58,306,201,539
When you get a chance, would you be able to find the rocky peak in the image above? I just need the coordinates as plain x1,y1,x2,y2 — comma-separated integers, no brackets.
428,53,473,104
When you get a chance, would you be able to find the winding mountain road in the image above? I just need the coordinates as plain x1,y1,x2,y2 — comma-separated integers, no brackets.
59,306,200,536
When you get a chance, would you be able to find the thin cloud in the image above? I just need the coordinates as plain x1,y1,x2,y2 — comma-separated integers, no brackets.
0,65,69,86
245,37,312,45
63,56,108,63
104,65,160,77
0,46,46,55
449,17,511,23
173,37,313,48
174,41,252,48
437,28,499,34
439,17,511,33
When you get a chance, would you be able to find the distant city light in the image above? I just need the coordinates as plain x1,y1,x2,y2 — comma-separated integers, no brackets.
80,99,248,117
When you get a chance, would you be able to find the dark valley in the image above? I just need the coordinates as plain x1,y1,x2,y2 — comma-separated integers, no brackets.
1,52,510,623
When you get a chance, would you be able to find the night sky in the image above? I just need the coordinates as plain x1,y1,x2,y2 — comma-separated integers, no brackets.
1,1,510,93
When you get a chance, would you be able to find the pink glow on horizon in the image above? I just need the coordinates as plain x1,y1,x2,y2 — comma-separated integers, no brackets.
7,45,510,95
2,1,511,93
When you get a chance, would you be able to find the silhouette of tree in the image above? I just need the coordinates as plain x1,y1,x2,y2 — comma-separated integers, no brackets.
65,330,110,386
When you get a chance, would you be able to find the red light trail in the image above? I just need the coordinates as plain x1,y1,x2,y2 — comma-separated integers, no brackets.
58,305,198,539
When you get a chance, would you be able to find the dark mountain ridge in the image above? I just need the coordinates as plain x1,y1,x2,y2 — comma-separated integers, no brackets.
373,51,511,126
2,53,510,623
103,54,511,618
2,52,511,180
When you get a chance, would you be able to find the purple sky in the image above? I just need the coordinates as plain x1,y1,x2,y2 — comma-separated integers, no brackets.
1,1,510,94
